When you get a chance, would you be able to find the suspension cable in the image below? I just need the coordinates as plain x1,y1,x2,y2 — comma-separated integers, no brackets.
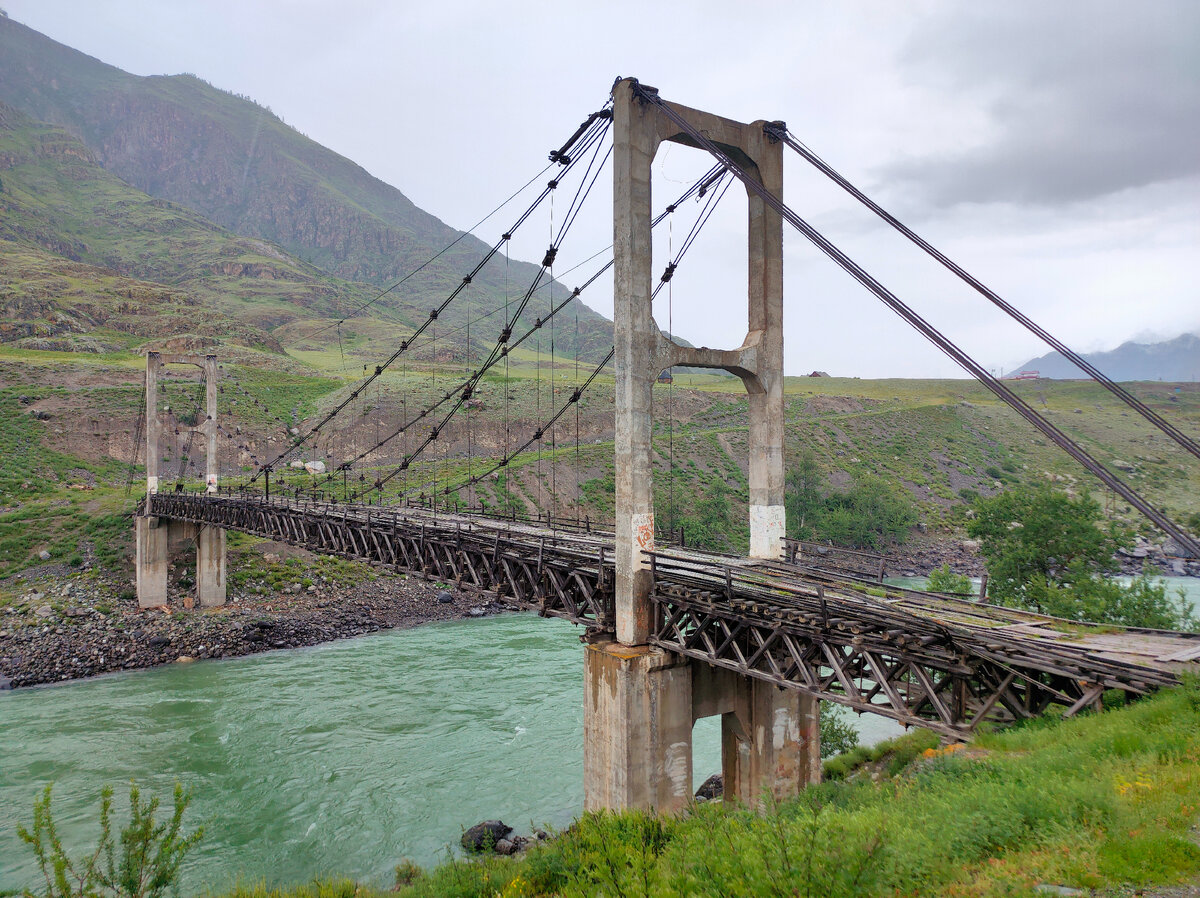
289,160,728,501
248,111,613,484
636,84,1199,556
431,346,616,500
397,167,733,503
768,124,1200,464
362,121,614,494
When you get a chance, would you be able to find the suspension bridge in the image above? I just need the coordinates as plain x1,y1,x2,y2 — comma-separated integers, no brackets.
133,79,1200,813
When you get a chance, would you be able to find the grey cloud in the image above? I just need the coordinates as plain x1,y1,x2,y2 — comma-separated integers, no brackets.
882,2,1200,206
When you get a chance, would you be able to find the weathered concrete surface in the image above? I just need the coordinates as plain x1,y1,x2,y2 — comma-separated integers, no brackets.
612,79,660,647
135,515,168,608
583,641,694,812
692,660,821,805
602,78,799,813
722,679,820,806
196,525,226,607
612,77,787,647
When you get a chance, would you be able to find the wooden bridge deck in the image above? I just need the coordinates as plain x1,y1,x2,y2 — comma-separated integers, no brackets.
144,493,1200,738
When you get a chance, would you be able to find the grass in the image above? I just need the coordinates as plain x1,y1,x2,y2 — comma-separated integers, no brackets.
225,533,375,594
185,680,1200,898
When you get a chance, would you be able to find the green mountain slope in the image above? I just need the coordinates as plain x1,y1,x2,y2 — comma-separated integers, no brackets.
0,101,391,349
0,14,614,360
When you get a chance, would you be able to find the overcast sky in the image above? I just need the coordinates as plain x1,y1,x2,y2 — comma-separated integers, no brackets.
5,0,1198,378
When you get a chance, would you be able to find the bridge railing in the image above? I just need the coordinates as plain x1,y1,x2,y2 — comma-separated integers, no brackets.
782,538,886,583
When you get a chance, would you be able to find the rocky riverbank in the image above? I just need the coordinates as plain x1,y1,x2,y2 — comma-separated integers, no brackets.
0,551,507,689
883,531,1200,580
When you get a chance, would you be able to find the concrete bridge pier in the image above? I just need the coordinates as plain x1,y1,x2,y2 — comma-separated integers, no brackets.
586,79,818,813
584,643,820,812
135,352,226,609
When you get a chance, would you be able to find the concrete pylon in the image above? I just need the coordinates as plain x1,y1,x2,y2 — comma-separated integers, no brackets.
136,352,226,608
586,78,811,814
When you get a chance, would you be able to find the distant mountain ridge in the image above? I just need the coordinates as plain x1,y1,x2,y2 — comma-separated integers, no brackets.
0,14,613,359
1013,332,1200,382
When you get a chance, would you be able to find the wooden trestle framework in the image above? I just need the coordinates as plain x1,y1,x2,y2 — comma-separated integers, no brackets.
145,493,1196,739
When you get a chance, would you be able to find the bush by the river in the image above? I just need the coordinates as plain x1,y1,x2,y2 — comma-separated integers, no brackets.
385,678,1200,896
15,782,202,898
969,482,1195,629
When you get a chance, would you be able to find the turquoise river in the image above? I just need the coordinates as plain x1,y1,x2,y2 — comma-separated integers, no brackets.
3,577,1196,892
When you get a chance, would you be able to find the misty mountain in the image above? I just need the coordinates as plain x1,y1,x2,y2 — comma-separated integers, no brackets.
0,15,613,359
1013,332,1200,382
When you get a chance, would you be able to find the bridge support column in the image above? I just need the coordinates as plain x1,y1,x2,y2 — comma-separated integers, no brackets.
136,351,227,609
722,681,820,805
196,525,226,607
584,642,694,813
135,516,169,608
692,662,821,806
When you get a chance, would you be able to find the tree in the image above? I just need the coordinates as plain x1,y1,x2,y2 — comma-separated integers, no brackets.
785,450,823,540
967,481,1122,606
784,455,917,550
666,478,738,553
968,482,1193,629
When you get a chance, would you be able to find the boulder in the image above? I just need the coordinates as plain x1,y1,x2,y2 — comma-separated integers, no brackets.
461,820,512,853
695,773,723,801
304,461,326,475
436,591,454,604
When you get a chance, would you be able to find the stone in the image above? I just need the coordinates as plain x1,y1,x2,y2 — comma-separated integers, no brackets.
1034,886,1083,897
493,838,516,856
466,606,486,617
38,550,51,561
148,636,171,649
694,773,723,801
436,591,454,604
175,656,196,664
34,604,53,618
461,820,512,853
0,676,11,690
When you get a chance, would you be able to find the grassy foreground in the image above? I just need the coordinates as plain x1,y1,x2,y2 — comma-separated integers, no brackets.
216,680,1200,898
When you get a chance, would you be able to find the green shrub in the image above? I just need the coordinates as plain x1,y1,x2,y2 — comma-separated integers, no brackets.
820,703,859,758
18,782,203,898
927,564,973,596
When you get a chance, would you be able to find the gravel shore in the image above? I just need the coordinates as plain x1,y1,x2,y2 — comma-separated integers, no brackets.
0,557,507,689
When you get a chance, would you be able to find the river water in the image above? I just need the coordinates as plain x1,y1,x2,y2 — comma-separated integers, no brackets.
5,578,1195,892
0,613,901,892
